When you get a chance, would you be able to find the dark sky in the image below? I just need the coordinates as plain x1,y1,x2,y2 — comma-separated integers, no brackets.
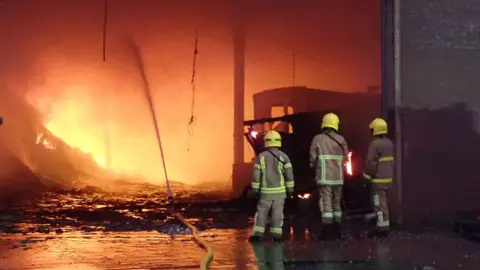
0,0,380,185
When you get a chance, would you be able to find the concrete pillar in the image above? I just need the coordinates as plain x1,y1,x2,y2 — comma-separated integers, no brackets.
233,7,245,165
231,4,248,198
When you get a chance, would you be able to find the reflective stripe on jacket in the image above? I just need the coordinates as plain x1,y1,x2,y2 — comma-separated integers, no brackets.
363,137,395,189
251,148,295,200
309,131,348,186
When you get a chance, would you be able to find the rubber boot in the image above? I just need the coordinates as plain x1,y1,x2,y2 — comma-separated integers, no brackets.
271,234,283,242
333,222,342,239
320,224,335,241
249,235,265,242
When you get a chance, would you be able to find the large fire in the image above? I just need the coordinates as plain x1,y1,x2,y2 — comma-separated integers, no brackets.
43,122,108,169
27,86,140,182
23,79,200,187
36,128,107,171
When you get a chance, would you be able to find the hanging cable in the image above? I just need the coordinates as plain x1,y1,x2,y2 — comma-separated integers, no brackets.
187,29,199,151
102,0,108,62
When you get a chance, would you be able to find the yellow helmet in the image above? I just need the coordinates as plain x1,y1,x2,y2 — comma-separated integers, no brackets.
264,130,282,148
321,113,340,131
369,118,388,136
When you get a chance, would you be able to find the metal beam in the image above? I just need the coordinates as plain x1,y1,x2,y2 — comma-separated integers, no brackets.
393,0,404,225
381,0,387,119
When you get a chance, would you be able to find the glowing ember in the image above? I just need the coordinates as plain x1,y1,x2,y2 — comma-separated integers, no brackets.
297,193,311,200
36,133,56,150
95,157,106,168
345,151,353,175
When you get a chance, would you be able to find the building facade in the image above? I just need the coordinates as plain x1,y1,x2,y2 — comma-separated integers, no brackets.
387,0,480,223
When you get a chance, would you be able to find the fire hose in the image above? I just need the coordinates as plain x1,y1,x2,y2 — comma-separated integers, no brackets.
129,35,213,269
176,213,214,269
141,68,213,270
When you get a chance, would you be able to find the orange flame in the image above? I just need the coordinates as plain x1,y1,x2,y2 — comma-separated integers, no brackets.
298,193,311,200
28,86,115,177
26,84,188,185
36,133,56,150
45,122,108,169
345,151,353,176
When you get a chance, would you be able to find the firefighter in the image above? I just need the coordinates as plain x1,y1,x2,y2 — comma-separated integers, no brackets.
309,113,348,239
250,130,295,242
363,118,395,237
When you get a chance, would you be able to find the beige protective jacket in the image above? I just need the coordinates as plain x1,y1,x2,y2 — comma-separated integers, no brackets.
309,131,348,186
363,137,395,189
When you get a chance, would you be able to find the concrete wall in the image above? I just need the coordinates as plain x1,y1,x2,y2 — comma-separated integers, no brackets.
397,0,480,223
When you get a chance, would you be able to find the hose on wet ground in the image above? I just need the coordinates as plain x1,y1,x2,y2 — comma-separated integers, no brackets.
176,213,214,269
128,38,214,269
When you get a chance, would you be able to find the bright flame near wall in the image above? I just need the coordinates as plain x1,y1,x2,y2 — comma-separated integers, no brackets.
345,151,353,176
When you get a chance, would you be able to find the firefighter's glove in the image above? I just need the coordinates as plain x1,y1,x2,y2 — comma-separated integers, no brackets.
288,191,294,199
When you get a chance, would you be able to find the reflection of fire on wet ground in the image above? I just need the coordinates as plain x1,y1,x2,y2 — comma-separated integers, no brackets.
0,183,248,237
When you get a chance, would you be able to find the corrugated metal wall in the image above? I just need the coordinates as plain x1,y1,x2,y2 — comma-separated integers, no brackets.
394,0,480,223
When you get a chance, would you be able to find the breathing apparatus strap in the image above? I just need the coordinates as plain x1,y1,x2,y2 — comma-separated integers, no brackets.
266,149,286,165
324,132,347,157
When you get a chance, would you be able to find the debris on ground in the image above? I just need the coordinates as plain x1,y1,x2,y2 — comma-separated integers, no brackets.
0,185,245,235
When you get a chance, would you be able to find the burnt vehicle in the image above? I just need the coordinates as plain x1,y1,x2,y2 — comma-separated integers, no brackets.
237,86,382,216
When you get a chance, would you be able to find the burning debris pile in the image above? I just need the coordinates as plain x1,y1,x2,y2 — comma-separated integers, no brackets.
0,89,119,196
31,128,115,189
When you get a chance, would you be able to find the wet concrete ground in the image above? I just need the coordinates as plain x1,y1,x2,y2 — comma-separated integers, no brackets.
0,188,479,269
1,228,479,269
